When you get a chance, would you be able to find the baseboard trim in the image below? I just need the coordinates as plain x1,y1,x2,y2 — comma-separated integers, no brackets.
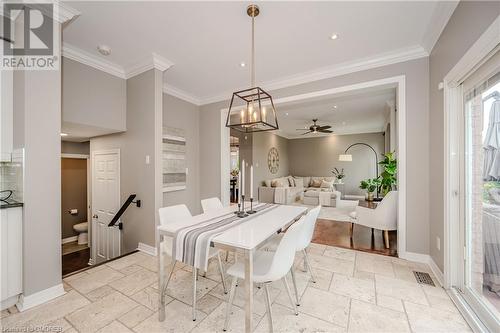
1,295,19,311
400,251,444,287
16,283,65,312
137,242,157,256
62,236,78,244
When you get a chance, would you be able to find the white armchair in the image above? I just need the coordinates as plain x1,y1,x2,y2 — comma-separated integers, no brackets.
349,191,398,248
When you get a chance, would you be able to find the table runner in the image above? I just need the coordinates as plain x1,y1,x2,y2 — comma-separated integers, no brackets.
173,203,278,270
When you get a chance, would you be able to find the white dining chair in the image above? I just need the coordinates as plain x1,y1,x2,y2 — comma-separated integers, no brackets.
349,191,398,248
201,197,224,213
158,204,227,321
223,216,306,333
264,205,321,305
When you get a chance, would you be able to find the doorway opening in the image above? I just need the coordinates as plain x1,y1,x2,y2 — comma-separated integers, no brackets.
220,75,407,258
61,154,91,276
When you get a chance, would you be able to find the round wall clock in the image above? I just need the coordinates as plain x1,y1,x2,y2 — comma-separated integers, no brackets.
268,147,279,174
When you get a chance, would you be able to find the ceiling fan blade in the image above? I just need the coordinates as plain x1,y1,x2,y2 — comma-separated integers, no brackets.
317,125,332,130
318,129,333,133
295,128,310,131
301,131,313,135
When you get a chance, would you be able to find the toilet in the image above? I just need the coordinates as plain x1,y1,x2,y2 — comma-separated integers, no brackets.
73,222,88,245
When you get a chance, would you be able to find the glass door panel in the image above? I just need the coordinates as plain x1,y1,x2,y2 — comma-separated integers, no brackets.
463,71,500,326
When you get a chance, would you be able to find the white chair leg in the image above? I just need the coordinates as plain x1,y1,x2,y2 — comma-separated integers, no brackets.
290,268,300,306
302,249,316,283
282,275,298,315
264,283,274,333
217,251,228,294
192,268,197,321
223,277,238,332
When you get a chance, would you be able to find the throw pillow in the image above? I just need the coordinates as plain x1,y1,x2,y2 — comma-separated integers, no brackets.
264,180,271,187
320,179,334,189
311,179,322,187
271,179,281,187
293,177,304,188
288,176,295,187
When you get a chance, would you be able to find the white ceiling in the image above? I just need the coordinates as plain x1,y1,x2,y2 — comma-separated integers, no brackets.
61,1,457,105
275,85,396,139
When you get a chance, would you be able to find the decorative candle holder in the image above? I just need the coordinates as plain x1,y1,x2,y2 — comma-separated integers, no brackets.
237,195,248,218
247,198,256,214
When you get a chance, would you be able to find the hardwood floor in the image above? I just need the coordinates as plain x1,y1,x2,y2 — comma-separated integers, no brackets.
312,218,398,257
62,248,90,276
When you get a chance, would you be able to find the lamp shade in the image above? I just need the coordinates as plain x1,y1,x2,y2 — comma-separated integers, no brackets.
225,87,279,133
338,154,353,162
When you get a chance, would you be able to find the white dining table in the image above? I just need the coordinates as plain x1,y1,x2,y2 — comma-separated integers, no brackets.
156,204,307,333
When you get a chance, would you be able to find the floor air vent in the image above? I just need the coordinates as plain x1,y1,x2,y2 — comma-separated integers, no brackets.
413,271,435,286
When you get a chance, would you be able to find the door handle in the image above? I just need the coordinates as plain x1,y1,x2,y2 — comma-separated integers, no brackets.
93,214,98,219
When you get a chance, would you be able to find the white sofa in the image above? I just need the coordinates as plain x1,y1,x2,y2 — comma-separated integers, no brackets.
258,175,341,206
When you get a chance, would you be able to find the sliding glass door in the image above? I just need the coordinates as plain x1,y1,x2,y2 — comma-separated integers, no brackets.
460,52,500,329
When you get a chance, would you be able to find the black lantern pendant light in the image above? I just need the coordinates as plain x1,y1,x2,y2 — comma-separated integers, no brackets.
225,4,279,133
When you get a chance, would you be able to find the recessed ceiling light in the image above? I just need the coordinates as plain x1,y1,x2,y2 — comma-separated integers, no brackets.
60,133,68,137
333,105,337,109
330,33,338,40
97,45,111,56
240,62,246,67
285,112,289,116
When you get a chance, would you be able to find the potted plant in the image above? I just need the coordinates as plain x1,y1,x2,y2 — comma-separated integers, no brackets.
360,178,381,201
230,167,239,178
378,152,397,195
331,168,345,183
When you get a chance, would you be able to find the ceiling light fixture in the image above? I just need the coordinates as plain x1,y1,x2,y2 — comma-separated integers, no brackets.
60,133,68,137
225,4,278,133
97,45,111,56
333,105,337,109
285,112,289,116
240,62,246,67
330,33,338,40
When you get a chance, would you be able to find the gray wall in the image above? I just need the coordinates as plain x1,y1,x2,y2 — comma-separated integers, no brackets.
90,69,162,253
429,2,500,271
61,141,90,155
15,67,63,296
162,94,201,214
62,57,126,134
288,133,385,195
200,57,430,255
252,132,290,197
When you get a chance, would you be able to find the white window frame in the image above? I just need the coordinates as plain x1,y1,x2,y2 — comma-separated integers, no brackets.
443,16,500,333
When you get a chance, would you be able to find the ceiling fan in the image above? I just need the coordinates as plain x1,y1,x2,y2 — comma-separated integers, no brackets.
296,119,333,135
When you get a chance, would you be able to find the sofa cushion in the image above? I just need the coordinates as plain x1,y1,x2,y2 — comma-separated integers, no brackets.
271,177,289,188
287,176,295,187
263,180,271,187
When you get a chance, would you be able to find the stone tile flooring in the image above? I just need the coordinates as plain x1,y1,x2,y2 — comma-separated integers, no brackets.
1,244,472,332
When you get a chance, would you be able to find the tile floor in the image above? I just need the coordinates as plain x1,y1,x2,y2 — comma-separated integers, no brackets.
1,244,472,333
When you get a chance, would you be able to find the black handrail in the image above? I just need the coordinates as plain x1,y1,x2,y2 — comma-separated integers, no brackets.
108,194,141,229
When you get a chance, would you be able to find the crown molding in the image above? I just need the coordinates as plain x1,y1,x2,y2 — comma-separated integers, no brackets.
61,44,175,80
199,45,428,105
56,1,81,24
62,43,127,79
421,1,458,53
124,53,174,79
163,84,201,106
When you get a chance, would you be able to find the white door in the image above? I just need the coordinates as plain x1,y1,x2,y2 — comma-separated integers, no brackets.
91,150,121,264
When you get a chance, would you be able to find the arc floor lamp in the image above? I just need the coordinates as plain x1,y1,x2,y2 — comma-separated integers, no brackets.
339,143,381,200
